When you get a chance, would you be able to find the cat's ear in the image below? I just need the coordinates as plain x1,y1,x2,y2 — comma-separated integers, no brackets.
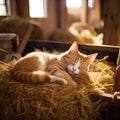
84,53,98,66
86,53,98,65
69,41,78,53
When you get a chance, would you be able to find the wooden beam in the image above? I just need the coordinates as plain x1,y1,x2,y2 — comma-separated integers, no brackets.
16,0,29,17
56,0,67,28
81,0,88,23
103,0,120,45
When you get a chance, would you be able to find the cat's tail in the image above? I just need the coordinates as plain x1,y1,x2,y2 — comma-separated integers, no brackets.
11,70,68,85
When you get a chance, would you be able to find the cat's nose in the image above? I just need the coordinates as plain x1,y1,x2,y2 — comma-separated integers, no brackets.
72,68,76,72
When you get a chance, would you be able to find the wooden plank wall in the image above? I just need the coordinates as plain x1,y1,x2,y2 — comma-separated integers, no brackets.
12,0,58,37
11,0,102,38
1,0,120,46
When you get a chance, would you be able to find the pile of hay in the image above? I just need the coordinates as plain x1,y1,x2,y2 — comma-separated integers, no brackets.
69,22,103,45
0,56,116,120
0,16,46,40
0,16,20,33
49,28,103,45
89,56,116,93
49,29,80,43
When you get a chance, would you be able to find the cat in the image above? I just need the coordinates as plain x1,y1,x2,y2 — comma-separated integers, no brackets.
11,41,97,85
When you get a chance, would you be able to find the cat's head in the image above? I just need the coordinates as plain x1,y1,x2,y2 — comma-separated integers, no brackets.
62,41,98,75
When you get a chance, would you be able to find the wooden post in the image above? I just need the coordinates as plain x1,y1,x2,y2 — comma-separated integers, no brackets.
81,0,88,23
16,0,29,17
117,15,120,46
11,0,18,15
56,0,67,28
103,0,120,45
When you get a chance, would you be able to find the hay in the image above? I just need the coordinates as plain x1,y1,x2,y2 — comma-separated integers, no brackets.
0,16,20,33
69,22,103,45
0,16,46,40
89,56,116,93
0,57,116,120
49,29,80,43
29,20,46,40
0,83,99,120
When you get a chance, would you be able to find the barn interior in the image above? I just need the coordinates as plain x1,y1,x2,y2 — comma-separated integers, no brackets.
0,0,120,120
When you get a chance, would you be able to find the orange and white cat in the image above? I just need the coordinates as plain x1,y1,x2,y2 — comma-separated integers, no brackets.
11,41,97,85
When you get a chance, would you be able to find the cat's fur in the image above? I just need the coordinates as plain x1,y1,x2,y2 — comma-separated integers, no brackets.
11,41,97,85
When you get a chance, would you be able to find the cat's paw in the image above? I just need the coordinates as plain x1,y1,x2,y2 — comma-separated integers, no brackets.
55,78,68,85
50,76,68,85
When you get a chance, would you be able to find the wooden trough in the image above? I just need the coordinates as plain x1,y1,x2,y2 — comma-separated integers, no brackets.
0,40,120,120
24,40,120,120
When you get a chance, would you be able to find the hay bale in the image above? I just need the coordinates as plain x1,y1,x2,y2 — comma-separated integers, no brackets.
29,20,46,40
0,83,99,120
0,16,46,40
0,16,20,33
0,55,116,119
0,61,104,120
49,29,80,43
69,22,97,36
69,22,103,45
